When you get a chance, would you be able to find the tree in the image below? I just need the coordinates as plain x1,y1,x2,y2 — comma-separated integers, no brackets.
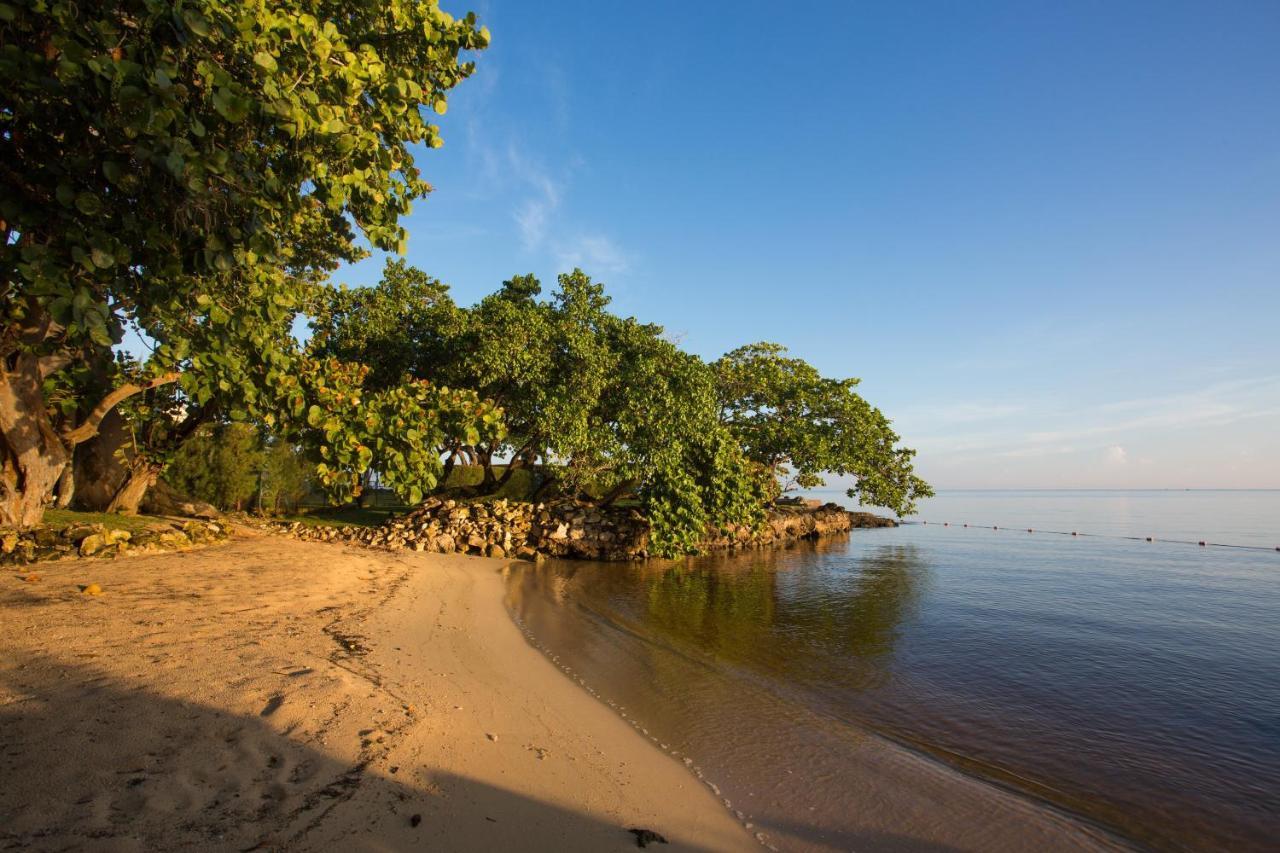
308,259,463,393
713,343,932,515
0,0,489,525
258,436,312,513
166,422,262,511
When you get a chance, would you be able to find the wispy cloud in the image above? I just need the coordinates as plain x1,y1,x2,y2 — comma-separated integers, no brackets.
909,375,1280,465
455,58,632,276
554,233,630,275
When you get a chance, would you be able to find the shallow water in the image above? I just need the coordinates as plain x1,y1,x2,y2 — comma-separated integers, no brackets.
503,491,1280,851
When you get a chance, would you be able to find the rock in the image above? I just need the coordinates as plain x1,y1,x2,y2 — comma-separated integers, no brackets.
78,533,109,557
80,583,103,596
486,543,506,559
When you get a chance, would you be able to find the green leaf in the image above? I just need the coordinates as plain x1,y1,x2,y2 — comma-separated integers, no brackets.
90,248,115,268
182,10,211,38
253,51,277,73
75,192,103,216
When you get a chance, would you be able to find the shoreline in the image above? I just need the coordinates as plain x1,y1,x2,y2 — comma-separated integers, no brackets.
0,533,754,851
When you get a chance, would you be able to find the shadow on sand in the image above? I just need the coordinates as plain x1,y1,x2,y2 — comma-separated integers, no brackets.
0,655,714,852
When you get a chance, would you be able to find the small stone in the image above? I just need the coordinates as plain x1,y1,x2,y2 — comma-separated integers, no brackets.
486,732,498,742
80,583,103,596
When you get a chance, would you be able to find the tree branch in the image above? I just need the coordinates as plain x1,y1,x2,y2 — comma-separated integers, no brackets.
61,372,181,446
37,353,74,380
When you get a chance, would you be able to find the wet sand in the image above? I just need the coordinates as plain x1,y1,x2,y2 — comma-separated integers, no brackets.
0,532,752,851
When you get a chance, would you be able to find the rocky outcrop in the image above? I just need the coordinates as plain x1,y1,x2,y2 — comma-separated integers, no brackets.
1,519,228,565
264,498,896,562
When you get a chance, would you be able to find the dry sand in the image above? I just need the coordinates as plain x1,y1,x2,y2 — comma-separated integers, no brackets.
0,530,755,851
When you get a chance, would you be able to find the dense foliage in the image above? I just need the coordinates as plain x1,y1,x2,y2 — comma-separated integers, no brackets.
312,263,924,555
0,0,488,525
2,0,929,554
166,423,312,512
713,343,933,513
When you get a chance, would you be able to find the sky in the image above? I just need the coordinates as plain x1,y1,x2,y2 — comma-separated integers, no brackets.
335,0,1280,490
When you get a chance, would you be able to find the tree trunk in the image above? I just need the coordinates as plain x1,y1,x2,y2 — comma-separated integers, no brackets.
596,478,634,507
478,447,497,493
0,354,71,527
441,448,458,487
106,457,162,515
1,340,178,527
71,409,131,511
54,461,75,509
530,469,558,502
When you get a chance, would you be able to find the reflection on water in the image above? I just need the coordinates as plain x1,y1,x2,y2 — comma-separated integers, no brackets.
505,508,1280,852
638,537,924,691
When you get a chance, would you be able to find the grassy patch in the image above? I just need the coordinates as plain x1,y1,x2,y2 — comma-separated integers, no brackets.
275,505,404,528
41,509,170,533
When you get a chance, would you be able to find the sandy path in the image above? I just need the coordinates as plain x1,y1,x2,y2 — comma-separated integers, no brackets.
0,532,755,852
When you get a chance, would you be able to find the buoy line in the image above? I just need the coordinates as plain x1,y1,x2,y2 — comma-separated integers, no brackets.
902,520,1280,553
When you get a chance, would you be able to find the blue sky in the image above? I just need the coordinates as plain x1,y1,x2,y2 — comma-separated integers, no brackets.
337,0,1280,489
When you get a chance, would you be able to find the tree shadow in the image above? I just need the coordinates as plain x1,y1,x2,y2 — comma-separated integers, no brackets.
0,656,718,851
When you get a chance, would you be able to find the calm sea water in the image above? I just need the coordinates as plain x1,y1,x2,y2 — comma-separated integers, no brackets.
503,491,1280,851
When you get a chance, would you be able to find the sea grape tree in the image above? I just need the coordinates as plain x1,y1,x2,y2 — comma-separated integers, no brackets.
713,343,932,515
0,0,488,525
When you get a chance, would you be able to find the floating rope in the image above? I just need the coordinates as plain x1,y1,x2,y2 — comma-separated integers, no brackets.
905,520,1280,553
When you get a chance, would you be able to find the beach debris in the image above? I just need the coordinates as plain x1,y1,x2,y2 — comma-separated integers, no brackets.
259,694,285,717
79,583,103,596
628,828,669,848
409,814,422,828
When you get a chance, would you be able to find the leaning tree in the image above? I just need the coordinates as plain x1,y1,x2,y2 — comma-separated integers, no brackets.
713,343,933,515
0,0,489,525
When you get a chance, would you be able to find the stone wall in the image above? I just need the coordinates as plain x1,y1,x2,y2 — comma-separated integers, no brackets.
1,519,228,565
267,498,896,561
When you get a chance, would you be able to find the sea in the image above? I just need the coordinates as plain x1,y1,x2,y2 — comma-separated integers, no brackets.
502,490,1280,851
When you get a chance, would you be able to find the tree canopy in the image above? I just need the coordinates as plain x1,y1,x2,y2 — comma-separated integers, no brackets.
312,263,926,555
713,343,933,514
0,0,489,524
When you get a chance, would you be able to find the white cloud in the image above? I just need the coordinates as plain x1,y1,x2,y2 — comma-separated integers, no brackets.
1105,445,1128,465
554,233,630,275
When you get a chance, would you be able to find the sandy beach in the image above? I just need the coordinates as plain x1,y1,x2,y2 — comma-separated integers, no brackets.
0,531,754,851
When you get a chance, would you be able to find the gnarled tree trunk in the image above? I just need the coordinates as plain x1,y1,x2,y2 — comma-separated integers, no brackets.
0,353,71,527
106,457,163,516
0,342,178,526
71,409,131,511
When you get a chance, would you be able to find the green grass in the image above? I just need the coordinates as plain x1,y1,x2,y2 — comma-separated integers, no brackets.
41,509,170,533
275,505,404,528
